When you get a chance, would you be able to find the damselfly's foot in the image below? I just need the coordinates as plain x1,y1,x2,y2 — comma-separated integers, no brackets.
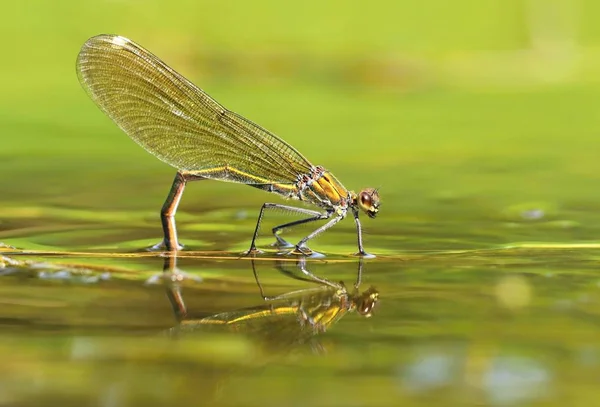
148,240,184,252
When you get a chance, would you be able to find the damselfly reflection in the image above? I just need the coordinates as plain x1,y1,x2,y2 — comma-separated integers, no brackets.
162,257,378,350
76,35,380,257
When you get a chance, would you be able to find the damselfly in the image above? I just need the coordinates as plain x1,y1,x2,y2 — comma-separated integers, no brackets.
76,34,380,256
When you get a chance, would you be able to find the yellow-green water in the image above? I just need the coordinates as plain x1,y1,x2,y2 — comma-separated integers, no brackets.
3,1,600,406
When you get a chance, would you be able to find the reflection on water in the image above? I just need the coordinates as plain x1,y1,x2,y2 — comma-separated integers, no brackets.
163,256,378,354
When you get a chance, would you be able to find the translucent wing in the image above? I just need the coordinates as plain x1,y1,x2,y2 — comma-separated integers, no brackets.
76,34,313,185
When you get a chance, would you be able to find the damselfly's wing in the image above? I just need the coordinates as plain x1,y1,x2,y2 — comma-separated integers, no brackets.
76,34,313,185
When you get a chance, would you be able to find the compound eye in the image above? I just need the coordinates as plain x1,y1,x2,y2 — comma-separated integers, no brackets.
358,300,372,315
360,191,372,207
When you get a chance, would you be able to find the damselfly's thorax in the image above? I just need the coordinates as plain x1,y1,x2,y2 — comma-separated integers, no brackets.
293,166,381,219
295,166,351,209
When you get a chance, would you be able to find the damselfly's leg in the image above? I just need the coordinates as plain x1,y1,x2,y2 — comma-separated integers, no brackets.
151,172,205,252
246,203,329,254
271,208,329,248
293,214,344,256
352,208,374,258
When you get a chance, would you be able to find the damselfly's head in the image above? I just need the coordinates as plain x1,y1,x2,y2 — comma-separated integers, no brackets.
355,188,380,219
354,286,379,317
